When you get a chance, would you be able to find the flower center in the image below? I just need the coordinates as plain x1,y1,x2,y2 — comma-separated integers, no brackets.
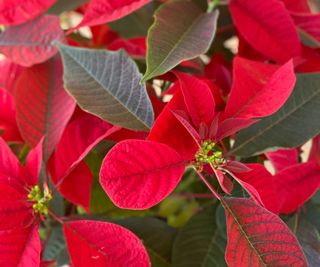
195,140,225,168
28,185,52,216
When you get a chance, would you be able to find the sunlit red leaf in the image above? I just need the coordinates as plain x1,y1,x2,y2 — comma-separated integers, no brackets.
100,139,185,209
230,0,301,63
0,0,56,25
275,162,320,214
0,15,65,66
15,56,75,160
70,0,151,32
223,197,308,267
64,220,151,267
224,57,296,119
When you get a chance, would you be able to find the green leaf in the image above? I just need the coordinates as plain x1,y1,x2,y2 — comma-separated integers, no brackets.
142,0,219,81
57,43,154,131
172,206,227,267
43,226,69,265
232,73,320,157
118,217,177,267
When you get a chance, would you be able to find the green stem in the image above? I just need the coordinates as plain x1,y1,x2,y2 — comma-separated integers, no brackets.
196,169,221,200
207,0,220,13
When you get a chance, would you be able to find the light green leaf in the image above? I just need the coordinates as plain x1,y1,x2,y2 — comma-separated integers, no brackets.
232,73,320,157
142,0,219,81
57,43,154,131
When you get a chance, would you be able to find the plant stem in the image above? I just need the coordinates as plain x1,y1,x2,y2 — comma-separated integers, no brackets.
49,209,65,225
207,0,220,13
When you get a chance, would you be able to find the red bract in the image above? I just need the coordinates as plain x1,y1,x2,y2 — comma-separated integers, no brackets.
15,56,75,160
100,139,185,209
0,88,22,142
0,138,42,266
224,57,296,119
50,114,119,210
64,220,151,267
0,0,56,25
230,0,301,63
70,0,151,32
0,15,65,67
223,198,307,267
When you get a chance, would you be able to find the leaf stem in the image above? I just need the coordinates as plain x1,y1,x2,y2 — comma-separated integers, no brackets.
49,209,65,225
207,0,220,13
196,169,221,200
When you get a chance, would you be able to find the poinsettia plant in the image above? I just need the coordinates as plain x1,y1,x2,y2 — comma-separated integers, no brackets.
0,0,320,266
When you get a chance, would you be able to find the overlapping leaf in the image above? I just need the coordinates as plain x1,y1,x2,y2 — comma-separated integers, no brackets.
230,0,301,63
224,57,296,119
70,0,151,32
232,73,320,156
222,198,308,267
100,139,185,209
172,206,227,267
0,0,56,25
58,43,154,131
64,220,151,267
0,15,65,66
15,56,75,160
142,0,219,81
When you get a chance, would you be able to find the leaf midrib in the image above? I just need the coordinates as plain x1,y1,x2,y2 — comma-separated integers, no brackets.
60,45,151,130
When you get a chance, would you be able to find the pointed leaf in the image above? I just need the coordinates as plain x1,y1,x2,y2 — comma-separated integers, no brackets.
275,162,320,214
58,43,154,130
143,0,219,81
52,114,119,181
224,58,296,119
232,73,320,156
15,56,75,160
0,137,20,179
0,15,65,67
70,0,151,32
291,13,320,43
230,0,301,63
222,197,308,267
175,72,215,128
100,139,185,209
0,0,56,25
64,220,151,267
148,86,198,160
172,206,227,267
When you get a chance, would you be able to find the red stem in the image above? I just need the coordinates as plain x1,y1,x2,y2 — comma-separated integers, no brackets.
196,169,221,200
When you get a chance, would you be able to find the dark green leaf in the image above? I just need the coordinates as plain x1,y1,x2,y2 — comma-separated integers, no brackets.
57,43,154,130
172,206,227,267
142,0,219,81
43,226,69,265
232,73,320,156
118,217,177,267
